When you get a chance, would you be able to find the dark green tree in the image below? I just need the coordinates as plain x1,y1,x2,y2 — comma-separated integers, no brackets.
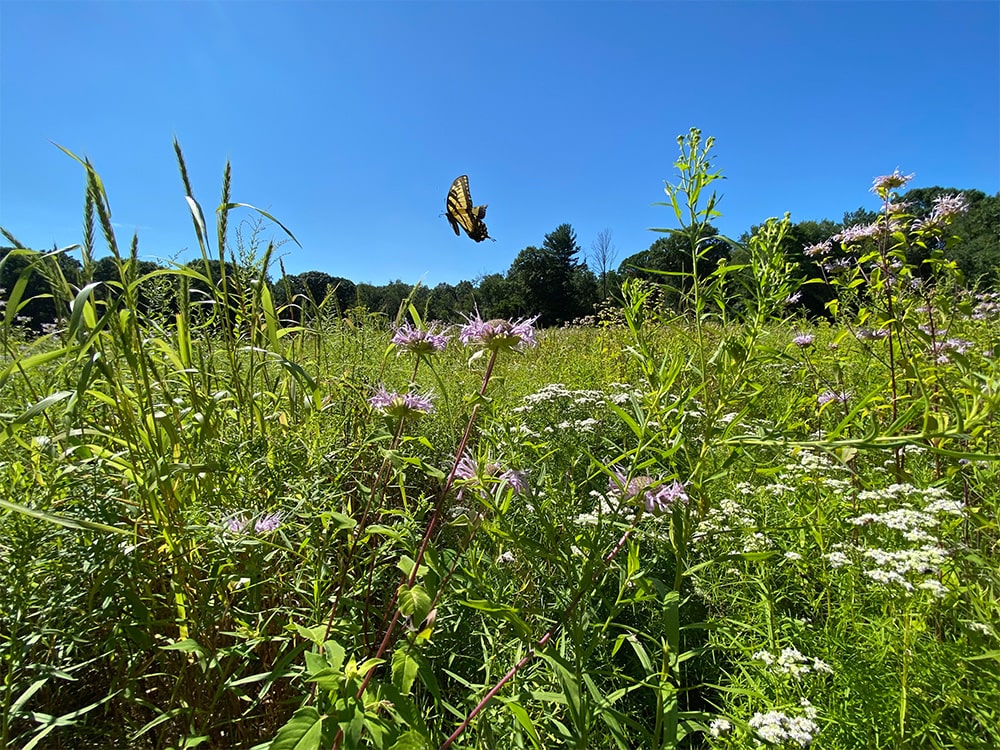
507,224,593,326
901,187,999,286
274,271,356,322
1,245,82,331
617,226,724,309
472,272,520,320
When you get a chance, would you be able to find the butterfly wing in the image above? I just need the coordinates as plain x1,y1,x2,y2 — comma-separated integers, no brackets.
446,175,494,242
446,176,474,237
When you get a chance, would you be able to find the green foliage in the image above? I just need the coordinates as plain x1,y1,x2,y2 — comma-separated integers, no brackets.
507,224,598,326
0,136,997,750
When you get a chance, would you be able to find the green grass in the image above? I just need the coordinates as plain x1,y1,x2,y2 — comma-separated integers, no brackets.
1,133,998,750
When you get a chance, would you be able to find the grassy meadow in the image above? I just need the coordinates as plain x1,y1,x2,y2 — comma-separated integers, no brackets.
1,138,998,750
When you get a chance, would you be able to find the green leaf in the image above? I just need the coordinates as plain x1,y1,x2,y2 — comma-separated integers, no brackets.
397,584,431,623
323,511,358,532
324,640,346,673
459,599,532,639
504,700,542,749
388,729,430,750
161,638,207,658
269,706,324,750
0,496,128,535
294,624,328,646
392,646,420,695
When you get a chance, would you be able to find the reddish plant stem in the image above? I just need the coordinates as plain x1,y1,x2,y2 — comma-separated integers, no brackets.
439,522,637,749
330,350,499,750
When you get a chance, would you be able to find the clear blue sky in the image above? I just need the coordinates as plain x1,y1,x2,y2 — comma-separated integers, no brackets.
2,1,998,286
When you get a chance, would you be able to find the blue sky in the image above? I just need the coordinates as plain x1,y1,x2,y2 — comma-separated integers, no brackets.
2,1,997,287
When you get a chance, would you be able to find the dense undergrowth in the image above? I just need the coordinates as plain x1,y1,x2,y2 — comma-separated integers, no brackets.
1,131,998,749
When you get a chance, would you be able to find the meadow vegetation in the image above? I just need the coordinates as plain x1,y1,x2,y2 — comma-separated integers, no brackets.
1,130,998,749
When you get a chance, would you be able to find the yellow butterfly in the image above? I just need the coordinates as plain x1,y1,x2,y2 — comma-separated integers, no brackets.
446,175,493,242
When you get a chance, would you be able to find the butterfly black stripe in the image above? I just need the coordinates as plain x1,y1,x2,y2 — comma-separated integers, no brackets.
446,175,493,242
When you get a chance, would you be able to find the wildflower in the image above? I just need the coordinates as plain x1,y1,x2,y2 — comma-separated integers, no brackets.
784,291,802,305
832,222,881,245
856,328,889,341
391,322,448,355
497,550,515,565
753,650,775,665
750,707,821,747
870,169,915,197
254,512,282,534
817,390,849,406
784,551,803,561
460,312,539,352
803,241,831,257
225,514,248,534
708,718,731,738
824,551,851,568
455,452,479,481
499,468,529,495
609,468,688,515
821,257,852,274
793,333,814,347
931,192,968,219
368,386,435,419
644,480,689,514
966,621,992,636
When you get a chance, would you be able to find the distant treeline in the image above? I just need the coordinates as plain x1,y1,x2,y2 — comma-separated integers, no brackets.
2,186,997,331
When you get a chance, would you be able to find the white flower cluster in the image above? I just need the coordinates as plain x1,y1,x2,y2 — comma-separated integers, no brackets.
753,647,833,679
513,382,641,439
708,718,731,738
827,483,960,598
861,546,949,595
694,496,756,540
515,382,609,410
780,450,850,483
749,699,820,747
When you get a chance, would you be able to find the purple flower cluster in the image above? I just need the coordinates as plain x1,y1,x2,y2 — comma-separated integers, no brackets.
911,193,970,233
930,337,973,364
870,169,915,197
817,390,850,406
610,467,689,516
972,292,1000,321
803,241,832,258
391,322,449,355
460,313,539,352
368,387,435,418
930,193,968,219
455,452,529,496
793,333,815,348
225,511,282,535
832,222,882,245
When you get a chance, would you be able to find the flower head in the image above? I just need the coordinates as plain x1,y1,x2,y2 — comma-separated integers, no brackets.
255,512,282,534
817,390,850,406
455,452,479,481
832,222,881,245
793,333,814,347
460,312,539,352
708,718,731,738
870,169,915,198
609,467,688,515
499,468,529,495
368,386,435,419
803,241,832,258
225,513,248,534
391,322,449,355
931,193,968,219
